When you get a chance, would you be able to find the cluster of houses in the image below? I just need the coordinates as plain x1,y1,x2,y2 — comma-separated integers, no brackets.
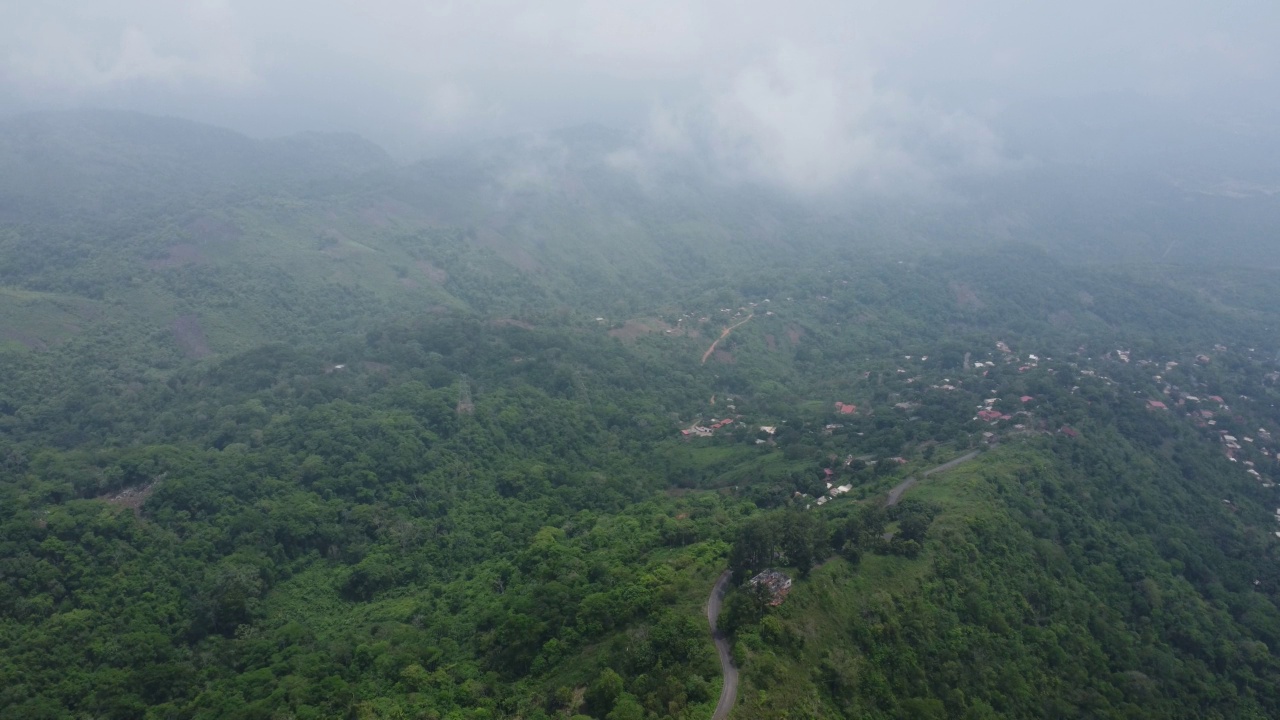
976,408,1012,423
682,400,857,442
722,340,1280,597
974,396,1036,425
813,468,853,507
681,418,736,438
1120,347,1278,491
674,336,1278,509
969,344,1279,495
661,298,778,329
1220,431,1273,486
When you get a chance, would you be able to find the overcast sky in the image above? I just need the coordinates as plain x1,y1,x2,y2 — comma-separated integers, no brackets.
3,1,1278,190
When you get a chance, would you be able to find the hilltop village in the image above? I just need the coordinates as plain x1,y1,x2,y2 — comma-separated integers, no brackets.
673,338,1280,511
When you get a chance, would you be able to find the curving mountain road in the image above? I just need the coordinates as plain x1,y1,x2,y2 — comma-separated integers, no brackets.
706,570,738,720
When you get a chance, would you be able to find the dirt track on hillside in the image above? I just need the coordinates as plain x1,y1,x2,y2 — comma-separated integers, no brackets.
701,314,753,364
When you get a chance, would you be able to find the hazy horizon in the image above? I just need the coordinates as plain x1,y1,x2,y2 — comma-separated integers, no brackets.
4,1,1280,193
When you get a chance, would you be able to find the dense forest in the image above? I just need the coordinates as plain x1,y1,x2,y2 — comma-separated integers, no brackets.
3,112,1280,719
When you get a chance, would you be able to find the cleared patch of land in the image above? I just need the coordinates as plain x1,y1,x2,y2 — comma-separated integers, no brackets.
100,482,158,516
608,318,695,342
172,314,212,359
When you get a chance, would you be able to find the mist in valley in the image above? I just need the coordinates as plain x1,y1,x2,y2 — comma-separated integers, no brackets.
6,5,1280,720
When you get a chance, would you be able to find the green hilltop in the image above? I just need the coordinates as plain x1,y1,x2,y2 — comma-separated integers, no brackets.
2,112,1280,719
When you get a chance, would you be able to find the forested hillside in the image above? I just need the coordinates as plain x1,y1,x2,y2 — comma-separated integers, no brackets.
3,112,1280,719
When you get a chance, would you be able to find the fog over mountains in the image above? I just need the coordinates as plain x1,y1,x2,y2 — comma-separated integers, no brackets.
4,1,1278,187
3,106,1277,277
6,6,1280,720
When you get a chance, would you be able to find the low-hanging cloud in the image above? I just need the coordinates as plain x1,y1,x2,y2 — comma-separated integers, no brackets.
3,1,257,95
2,0,1276,191
707,43,1007,192
610,43,1010,194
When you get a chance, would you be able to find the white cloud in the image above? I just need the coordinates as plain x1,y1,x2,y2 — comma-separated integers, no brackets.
0,0,1274,188
709,44,893,190
422,82,478,127
2,1,257,96
610,43,1009,193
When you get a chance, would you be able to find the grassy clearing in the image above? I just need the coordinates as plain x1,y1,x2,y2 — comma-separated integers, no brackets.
0,287,97,348
728,448,1021,719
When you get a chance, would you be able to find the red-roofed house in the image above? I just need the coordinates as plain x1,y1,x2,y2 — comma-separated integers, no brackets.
1148,400,1167,410
1020,396,1033,403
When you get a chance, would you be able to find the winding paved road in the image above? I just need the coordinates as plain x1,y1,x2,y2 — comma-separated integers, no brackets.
885,476,918,508
706,570,738,720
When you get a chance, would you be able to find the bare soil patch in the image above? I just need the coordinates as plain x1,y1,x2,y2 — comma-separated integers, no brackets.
147,243,206,270
1049,310,1075,328
101,482,157,516
172,314,212,359
504,247,540,273
186,215,241,244
950,281,984,310
609,320,650,340
608,318,684,341
474,228,542,272
416,260,449,284
359,199,422,228
493,318,535,330
0,329,49,350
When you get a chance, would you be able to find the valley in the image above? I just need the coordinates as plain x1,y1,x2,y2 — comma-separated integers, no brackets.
1,112,1280,719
